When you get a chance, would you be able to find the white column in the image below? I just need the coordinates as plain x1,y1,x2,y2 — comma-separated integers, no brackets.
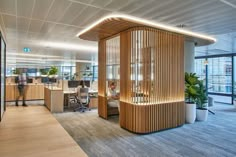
184,41,195,73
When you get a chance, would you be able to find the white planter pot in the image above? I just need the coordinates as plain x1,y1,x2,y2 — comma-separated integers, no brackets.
196,109,208,121
185,103,196,124
48,75,58,78
233,100,236,108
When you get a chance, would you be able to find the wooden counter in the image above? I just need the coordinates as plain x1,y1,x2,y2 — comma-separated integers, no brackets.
44,87,63,113
6,84,44,101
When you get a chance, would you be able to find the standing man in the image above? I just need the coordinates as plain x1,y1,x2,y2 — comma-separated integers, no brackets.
15,69,28,106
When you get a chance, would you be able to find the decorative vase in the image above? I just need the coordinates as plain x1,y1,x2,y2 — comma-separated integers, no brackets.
185,103,196,123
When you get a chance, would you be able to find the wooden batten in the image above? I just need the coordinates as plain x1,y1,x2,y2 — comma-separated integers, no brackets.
97,26,185,133
98,39,107,119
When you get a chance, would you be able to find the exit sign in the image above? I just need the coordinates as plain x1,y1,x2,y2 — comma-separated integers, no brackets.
23,47,31,52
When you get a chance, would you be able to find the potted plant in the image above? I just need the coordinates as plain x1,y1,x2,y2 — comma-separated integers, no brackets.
185,72,199,123
196,80,208,121
48,66,58,78
12,68,20,76
40,69,48,77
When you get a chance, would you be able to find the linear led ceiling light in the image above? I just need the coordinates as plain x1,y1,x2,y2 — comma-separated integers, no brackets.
41,41,97,52
76,14,216,43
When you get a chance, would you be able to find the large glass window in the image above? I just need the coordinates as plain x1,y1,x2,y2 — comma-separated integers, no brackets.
208,57,232,94
195,59,206,81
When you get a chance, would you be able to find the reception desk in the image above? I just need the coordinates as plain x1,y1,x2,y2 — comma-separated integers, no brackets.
44,87,64,113
6,83,44,101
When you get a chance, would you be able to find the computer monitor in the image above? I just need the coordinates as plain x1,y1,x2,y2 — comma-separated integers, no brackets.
41,77,49,83
68,80,80,88
83,80,90,88
27,78,33,83
49,78,57,83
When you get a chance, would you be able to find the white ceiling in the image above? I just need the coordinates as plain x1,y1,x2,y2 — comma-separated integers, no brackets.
1,0,236,66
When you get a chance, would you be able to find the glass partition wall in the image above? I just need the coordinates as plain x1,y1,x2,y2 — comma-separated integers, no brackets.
106,36,120,94
195,56,234,104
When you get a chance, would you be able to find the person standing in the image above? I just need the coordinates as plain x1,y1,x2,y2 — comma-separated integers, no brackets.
15,69,28,106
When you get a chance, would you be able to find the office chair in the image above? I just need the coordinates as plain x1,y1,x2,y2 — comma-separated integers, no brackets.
74,88,90,112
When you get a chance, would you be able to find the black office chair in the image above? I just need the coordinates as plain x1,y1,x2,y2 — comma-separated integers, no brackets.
74,88,90,112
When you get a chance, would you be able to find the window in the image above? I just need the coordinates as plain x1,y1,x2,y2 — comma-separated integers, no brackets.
208,57,232,94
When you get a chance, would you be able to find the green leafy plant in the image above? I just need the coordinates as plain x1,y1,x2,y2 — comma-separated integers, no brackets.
12,69,20,75
185,72,200,103
196,80,208,109
40,69,48,75
48,66,58,76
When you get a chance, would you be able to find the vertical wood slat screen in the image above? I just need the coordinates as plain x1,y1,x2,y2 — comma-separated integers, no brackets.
119,27,185,133
98,26,185,132
120,27,185,105
98,39,107,119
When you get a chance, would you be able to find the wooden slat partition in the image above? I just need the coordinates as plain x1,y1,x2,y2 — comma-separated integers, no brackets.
120,101,185,133
119,27,185,133
98,39,107,119
98,26,185,133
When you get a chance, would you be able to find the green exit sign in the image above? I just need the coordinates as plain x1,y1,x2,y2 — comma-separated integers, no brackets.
23,47,31,52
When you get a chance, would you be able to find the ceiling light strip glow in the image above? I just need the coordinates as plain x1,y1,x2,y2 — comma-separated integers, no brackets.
220,0,236,8
7,53,62,58
76,14,216,42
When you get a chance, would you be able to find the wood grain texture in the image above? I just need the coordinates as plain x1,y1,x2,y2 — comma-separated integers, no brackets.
44,87,64,113
79,16,214,46
120,101,185,133
98,26,185,133
0,106,87,157
6,84,44,101
98,39,107,119
119,27,185,133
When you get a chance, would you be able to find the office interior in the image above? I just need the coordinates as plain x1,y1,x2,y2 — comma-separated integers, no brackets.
1,0,236,157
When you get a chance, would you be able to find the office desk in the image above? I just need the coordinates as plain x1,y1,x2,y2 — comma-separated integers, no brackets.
63,90,98,109
44,87,63,113
63,91,77,107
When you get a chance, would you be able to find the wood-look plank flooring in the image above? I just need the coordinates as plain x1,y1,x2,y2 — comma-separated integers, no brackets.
54,104,236,157
0,106,87,157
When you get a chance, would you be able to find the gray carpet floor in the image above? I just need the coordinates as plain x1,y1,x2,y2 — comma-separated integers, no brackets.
54,104,236,157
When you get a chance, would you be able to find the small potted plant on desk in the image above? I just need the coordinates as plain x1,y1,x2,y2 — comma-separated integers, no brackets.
48,66,58,78
185,72,199,124
40,69,48,77
196,80,208,121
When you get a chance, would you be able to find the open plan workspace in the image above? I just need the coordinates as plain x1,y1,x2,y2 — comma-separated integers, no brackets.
1,0,236,157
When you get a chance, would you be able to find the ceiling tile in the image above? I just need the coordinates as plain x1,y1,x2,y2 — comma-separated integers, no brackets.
2,14,16,30
59,2,87,24
46,0,71,22
81,10,111,27
40,22,56,34
104,0,132,10
31,0,54,20
90,0,112,8
17,0,35,18
50,24,66,34
119,0,153,13
28,19,44,32
71,6,100,26
17,17,30,32
71,0,93,4
0,0,16,15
